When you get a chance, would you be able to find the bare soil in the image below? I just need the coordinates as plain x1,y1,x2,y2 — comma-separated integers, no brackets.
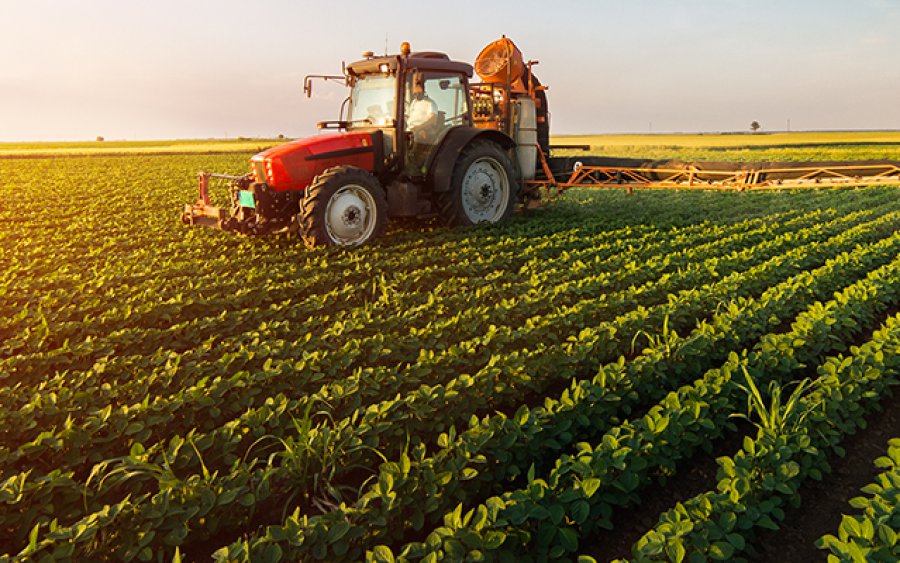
747,391,900,562
582,392,899,562
583,419,755,560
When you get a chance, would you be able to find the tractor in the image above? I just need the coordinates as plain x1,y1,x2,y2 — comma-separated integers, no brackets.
182,38,550,246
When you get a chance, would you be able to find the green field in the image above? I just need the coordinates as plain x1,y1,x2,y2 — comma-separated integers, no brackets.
0,138,282,157
1,139,899,561
5,130,900,162
551,131,900,163
559,130,900,147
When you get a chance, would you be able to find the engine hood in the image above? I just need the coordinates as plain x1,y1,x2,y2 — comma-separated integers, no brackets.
251,131,380,192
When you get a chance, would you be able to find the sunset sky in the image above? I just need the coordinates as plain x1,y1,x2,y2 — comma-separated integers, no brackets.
2,0,899,141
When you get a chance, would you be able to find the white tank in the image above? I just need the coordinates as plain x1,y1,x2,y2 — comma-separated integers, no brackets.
514,97,538,180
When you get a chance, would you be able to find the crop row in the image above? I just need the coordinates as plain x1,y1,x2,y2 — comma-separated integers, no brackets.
116,213,900,491
2,206,821,429
211,228,900,561
7,163,838,358
6,205,883,482
5,202,814,386
624,314,900,561
6,178,895,364
815,437,900,562
1,208,706,361
363,250,900,561
0,221,828,557
4,153,900,561
9,210,899,559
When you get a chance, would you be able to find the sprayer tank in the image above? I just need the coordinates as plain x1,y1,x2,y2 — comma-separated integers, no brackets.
474,37,525,85
514,98,538,180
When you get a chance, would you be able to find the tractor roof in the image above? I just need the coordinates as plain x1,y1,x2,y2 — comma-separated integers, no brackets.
347,52,473,77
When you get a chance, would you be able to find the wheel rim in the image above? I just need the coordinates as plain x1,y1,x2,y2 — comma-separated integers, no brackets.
324,184,377,245
460,156,510,223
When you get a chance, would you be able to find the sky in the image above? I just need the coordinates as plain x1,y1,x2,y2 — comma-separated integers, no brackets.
2,0,899,141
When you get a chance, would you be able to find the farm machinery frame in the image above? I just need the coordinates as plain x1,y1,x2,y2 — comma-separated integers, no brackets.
183,38,544,246
182,37,900,246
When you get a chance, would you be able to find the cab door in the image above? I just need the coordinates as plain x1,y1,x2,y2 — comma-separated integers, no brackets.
404,71,470,176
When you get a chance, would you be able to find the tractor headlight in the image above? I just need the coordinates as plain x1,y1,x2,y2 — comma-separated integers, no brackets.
251,158,267,183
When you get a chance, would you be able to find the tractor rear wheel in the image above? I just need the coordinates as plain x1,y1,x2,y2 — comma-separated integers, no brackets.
438,140,518,226
300,166,387,247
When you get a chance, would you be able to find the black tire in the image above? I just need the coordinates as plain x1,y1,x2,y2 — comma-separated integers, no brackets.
437,140,519,226
300,166,387,247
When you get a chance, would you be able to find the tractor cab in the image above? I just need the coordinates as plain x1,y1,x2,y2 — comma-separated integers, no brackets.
339,47,474,178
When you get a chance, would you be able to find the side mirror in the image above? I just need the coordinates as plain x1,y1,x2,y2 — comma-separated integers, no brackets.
303,74,348,99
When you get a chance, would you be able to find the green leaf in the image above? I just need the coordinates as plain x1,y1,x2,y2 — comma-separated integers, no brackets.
260,544,283,563
620,470,639,492
655,415,670,433
327,521,351,543
665,539,686,563
581,477,602,498
873,455,893,469
839,515,862,539
27,523,40,553
558,527,578,552
370,545,395,563
483,531,506,549
709,541,734,560
461,467,479,480
571,500,590,524
379,472,394,494
549,504,565,525
757,514,780,530
399,453,411,475
877,523,896,545
726,533,745,550
718,511,737,532
719,457,736,478
528,505,550,521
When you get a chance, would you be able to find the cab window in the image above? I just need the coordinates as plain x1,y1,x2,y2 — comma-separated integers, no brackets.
404,72,468,174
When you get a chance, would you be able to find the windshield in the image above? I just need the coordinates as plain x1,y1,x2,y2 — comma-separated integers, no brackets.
348,74,397,127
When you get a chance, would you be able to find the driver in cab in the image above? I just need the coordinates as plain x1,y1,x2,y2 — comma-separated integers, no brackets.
406,79,439,143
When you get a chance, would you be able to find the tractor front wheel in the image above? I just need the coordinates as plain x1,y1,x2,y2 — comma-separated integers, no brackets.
300,166,387,247
439,140,518,226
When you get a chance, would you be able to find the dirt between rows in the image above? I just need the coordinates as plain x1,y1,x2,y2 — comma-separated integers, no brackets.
748,391,899,562
582,391,898,561
583,420,753,560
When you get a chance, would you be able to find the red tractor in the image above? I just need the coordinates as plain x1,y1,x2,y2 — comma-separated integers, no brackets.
182,38,550,246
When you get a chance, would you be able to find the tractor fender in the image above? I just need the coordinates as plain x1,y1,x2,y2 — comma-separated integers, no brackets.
427,127,516,193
